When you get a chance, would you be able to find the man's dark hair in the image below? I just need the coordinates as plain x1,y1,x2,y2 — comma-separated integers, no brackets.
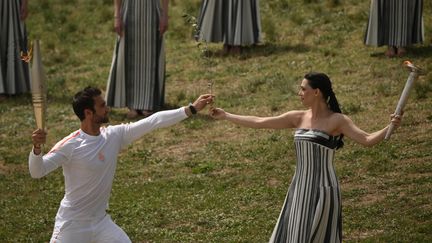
72,86,102,121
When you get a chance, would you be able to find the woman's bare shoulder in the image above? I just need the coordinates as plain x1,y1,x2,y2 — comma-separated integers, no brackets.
329,112,354,129
279,110,308,121
282,110,307,116
330,112,349,120
278,110,307,128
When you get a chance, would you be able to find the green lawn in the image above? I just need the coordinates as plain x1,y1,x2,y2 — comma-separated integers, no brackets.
0,0,431,242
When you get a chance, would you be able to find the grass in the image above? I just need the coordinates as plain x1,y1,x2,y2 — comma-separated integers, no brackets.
1,0,431,242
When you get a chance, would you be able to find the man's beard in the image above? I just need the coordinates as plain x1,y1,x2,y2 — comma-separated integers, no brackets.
94,114,109,124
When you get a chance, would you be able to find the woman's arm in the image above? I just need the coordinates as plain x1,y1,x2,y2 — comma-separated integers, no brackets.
159,0,169,36
20,0,29,21
210,108,303,129
338,113,402,147
114,0,123,35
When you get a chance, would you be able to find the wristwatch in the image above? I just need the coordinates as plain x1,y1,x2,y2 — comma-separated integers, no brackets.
188,103,197,115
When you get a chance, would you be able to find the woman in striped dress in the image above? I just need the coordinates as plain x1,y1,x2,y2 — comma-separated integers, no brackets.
210,72,403,242
197,0,261,54
364,0,424,57
0,0,30,100
106,0,168,119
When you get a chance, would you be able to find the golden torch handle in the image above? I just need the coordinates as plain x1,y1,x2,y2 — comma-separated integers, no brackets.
30,40,47,131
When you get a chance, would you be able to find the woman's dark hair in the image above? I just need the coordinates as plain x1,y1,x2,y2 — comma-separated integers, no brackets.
304,72,344,149
72,86,102,121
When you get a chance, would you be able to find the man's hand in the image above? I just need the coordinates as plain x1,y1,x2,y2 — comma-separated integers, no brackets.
192,94,214,112
32,129,46,155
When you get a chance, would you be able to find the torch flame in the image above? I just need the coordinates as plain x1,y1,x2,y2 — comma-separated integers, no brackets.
403,60,422,73
20,42,33,63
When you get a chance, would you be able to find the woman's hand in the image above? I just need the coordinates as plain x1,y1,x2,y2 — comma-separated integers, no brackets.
209,108,226,120
390,112,403,129
20,0,29,21
114,15,123,36
159,13,168,37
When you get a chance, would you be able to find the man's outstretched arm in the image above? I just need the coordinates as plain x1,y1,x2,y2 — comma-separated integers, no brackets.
123,94,214,144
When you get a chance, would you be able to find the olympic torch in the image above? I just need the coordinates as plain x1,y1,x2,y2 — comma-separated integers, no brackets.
30,40,47,131
385,61,423,140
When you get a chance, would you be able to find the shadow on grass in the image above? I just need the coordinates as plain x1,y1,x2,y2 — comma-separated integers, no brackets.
0,93,32,108
202,42,311,60
407,45,432,58
369,45,432,59
241,42,311,58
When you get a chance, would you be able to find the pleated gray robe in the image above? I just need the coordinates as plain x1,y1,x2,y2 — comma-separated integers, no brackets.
106,0,165,111
365,0,424,47
197,0,261,46
269,129,342,243
0,0,30,95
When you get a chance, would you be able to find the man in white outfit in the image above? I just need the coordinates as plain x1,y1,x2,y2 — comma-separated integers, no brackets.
29,86,213,242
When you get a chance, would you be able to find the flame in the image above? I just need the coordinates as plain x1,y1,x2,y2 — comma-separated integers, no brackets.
403,60,412,66
20,42,33,63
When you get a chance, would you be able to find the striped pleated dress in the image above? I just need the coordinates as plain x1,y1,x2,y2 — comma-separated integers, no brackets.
269,129,342,243
106,0,165,111
197,0,261,46
364,0,424,47
0,0,30,95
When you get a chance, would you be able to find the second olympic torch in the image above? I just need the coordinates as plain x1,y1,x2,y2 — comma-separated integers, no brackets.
385,61,423,140
30,40,47,131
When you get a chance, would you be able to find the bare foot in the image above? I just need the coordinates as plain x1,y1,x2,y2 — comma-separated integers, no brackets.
141,110,154,117
222,44,230,55
126,109,139,119
397,47,406,57
230,46,241,55
385,46,396,58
